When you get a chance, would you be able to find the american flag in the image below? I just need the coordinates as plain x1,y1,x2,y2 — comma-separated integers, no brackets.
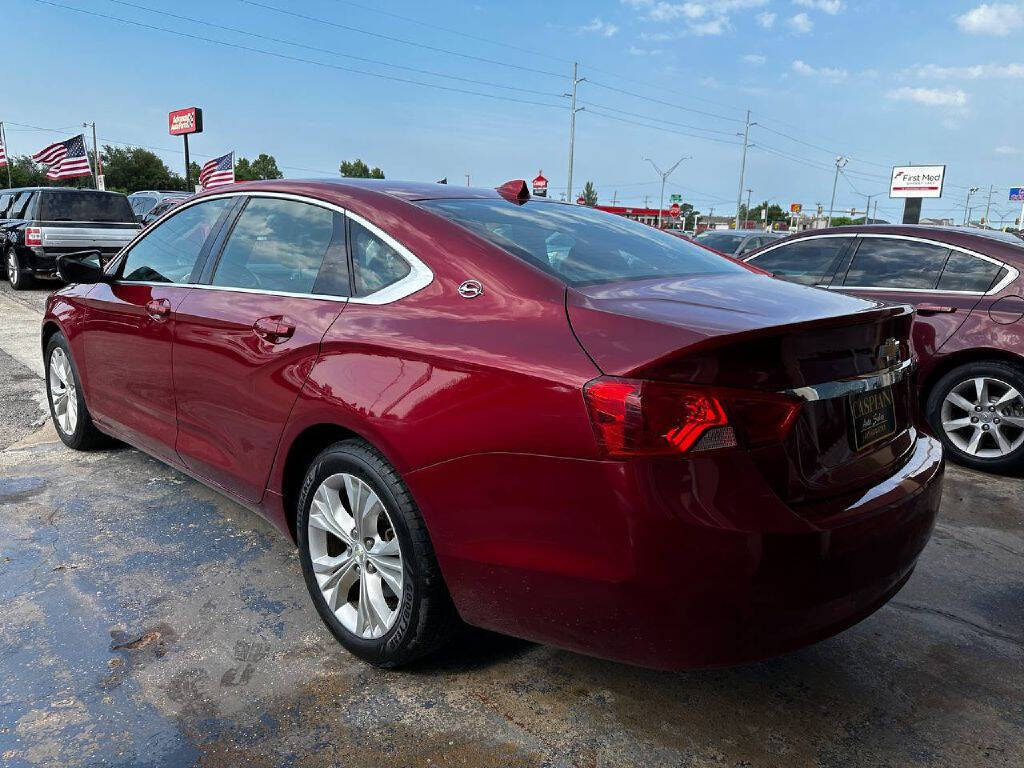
0,131,7,168
32,134,93,180
199,151,235,189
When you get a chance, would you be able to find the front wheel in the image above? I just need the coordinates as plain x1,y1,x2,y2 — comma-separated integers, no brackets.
296,439,459,667
6,247,34,290
45,333,108,450
927,360,1024,474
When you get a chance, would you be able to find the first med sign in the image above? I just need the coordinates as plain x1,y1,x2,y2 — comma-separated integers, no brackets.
889,165,945,199
168,107,203,136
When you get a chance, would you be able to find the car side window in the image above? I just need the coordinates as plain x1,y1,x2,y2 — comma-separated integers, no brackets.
132,197,157,215
121,198,233,283
843,238,949,289
0,193,11,218
748,237,851,286
350,219,411,297
211,198,337,294
9,191,35,219
936,251,1004,293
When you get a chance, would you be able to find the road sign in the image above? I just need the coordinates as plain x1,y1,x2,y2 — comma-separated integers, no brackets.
1009,187,1024,202
669,194,682,203
889,165,945,199
532,171,548,197
790,203,802,214
669,203,681,217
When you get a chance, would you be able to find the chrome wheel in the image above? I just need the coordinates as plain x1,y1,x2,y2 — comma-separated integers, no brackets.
6,249,18,287
941,376,1024,458
48,347,79,436
306,473,404,639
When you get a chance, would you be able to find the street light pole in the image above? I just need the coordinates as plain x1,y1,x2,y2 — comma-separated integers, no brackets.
827,156,848,227
735,110,754,229
744,188,752,229
564,62,585,203
644,155,691,229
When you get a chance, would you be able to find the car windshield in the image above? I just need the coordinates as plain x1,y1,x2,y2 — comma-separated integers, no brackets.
694,231,746,251
418,198,743,286
39,191,135,223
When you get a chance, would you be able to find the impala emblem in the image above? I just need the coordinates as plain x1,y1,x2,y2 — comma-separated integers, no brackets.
458,279,483,299
878,338,901,368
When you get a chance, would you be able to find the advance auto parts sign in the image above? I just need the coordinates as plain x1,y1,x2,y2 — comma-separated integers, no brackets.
168,107,204,136
889,165,945,199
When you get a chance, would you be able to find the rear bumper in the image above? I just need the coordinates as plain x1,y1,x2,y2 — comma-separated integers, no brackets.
406,433,943,669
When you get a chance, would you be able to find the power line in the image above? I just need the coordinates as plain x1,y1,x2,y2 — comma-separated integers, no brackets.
34,1,568,111
585,80,745,124
240,0,569,80
578,101,740,137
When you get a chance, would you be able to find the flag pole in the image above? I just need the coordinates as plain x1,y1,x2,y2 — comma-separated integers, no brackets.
82,123,99,189
0,122,11,188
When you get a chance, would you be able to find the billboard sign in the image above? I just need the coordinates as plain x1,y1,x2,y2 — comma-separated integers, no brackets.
889,165,945,199
169,107,203,136
532,171,548,197
790,203,802,214
1009,187,1024,202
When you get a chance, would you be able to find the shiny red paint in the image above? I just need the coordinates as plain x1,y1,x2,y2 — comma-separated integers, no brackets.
43,180,944,669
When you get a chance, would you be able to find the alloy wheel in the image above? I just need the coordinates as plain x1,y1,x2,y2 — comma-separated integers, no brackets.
48,348,79,436
306,473,404,639
6,249,18,287
941,376,1024,459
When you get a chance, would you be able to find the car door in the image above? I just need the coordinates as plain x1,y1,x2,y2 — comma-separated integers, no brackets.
75,196,237,463
172,194,349,503
744,234,855,286
835,235,984,358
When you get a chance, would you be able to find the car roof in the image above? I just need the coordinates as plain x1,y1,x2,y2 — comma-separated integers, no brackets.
210,178,512,202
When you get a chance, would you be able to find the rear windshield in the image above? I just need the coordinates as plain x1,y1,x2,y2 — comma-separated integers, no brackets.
39,191,135,223
695,231,746,251
419,198,743,286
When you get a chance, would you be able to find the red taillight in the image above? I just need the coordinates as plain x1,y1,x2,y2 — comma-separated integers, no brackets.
583,376,801,458
25,227,42,247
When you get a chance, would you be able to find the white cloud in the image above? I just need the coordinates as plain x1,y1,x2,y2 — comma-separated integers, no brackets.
580,17,619,37
742,53,767,65
791,59,848,80
787,12,814,33
887,86,969,107
995,145,1021,155
794,0,844,13
757,11,776,27
690,17,729,34
630,0,769,34
914,62,1024,79
629,45,664,56
955,3,1024,36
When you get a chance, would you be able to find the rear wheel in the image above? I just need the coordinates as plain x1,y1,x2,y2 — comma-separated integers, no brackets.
927,360,1024,474
6,247,34,290
296,439,459,666
45,333,107,450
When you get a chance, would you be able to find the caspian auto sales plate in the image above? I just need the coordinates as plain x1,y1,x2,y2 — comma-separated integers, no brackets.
849,386,897,450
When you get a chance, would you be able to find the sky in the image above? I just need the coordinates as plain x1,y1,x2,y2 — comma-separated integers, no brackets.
7,0,1024,224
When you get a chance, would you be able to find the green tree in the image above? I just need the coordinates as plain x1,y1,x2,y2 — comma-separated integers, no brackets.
748,201,787,225
339,158,384,179
7,155,49,187
100,145,179,193
828,216,855,227
235,153,283,181
582,180,598,206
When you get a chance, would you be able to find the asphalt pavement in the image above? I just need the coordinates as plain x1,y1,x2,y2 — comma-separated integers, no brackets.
0,279,1022,768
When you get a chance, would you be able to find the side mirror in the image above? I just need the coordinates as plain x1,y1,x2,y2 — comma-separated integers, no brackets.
57,251,112,284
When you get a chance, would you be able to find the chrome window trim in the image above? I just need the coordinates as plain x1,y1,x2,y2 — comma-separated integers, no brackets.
114,190,434,305
747,232,1018,296
782,358,915,402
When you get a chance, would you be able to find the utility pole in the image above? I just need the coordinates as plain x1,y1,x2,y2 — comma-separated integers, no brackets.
564,62,585,204
642,194,650,208
644,155,691,229
872,199,878,223
465,173,470,187
735,110,754,228
984,184,995,228
827,156,848,227
612,190,618,205
864,193,875,224
964,186,979,226
744,188,752,228
0,122,11,187
83,121,100,189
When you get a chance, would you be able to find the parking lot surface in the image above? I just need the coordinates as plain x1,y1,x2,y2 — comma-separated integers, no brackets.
1,281,1022,768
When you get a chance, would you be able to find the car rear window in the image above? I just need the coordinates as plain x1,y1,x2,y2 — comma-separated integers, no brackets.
695,231,746,251
39,191,135,223
418,198,743,286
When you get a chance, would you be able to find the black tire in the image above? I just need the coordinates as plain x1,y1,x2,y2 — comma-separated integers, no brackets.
6,247,34,290
296,439,459,667
44,332,108,450
926,360,1024,474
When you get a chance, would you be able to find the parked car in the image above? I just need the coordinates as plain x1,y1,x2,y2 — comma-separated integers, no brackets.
140,194,189,227
127,190,188,222
1,188,140,289
744,225,1024,473
694,228,786,257
43,179,942,670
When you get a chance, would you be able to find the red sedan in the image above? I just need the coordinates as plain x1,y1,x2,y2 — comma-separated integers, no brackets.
43,179,943,670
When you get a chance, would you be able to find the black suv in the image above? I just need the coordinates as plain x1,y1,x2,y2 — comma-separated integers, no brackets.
1,188,140,289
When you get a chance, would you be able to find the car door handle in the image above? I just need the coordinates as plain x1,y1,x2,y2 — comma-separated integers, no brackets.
917,304,957,315
146,298,171,320
252,316,295,342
